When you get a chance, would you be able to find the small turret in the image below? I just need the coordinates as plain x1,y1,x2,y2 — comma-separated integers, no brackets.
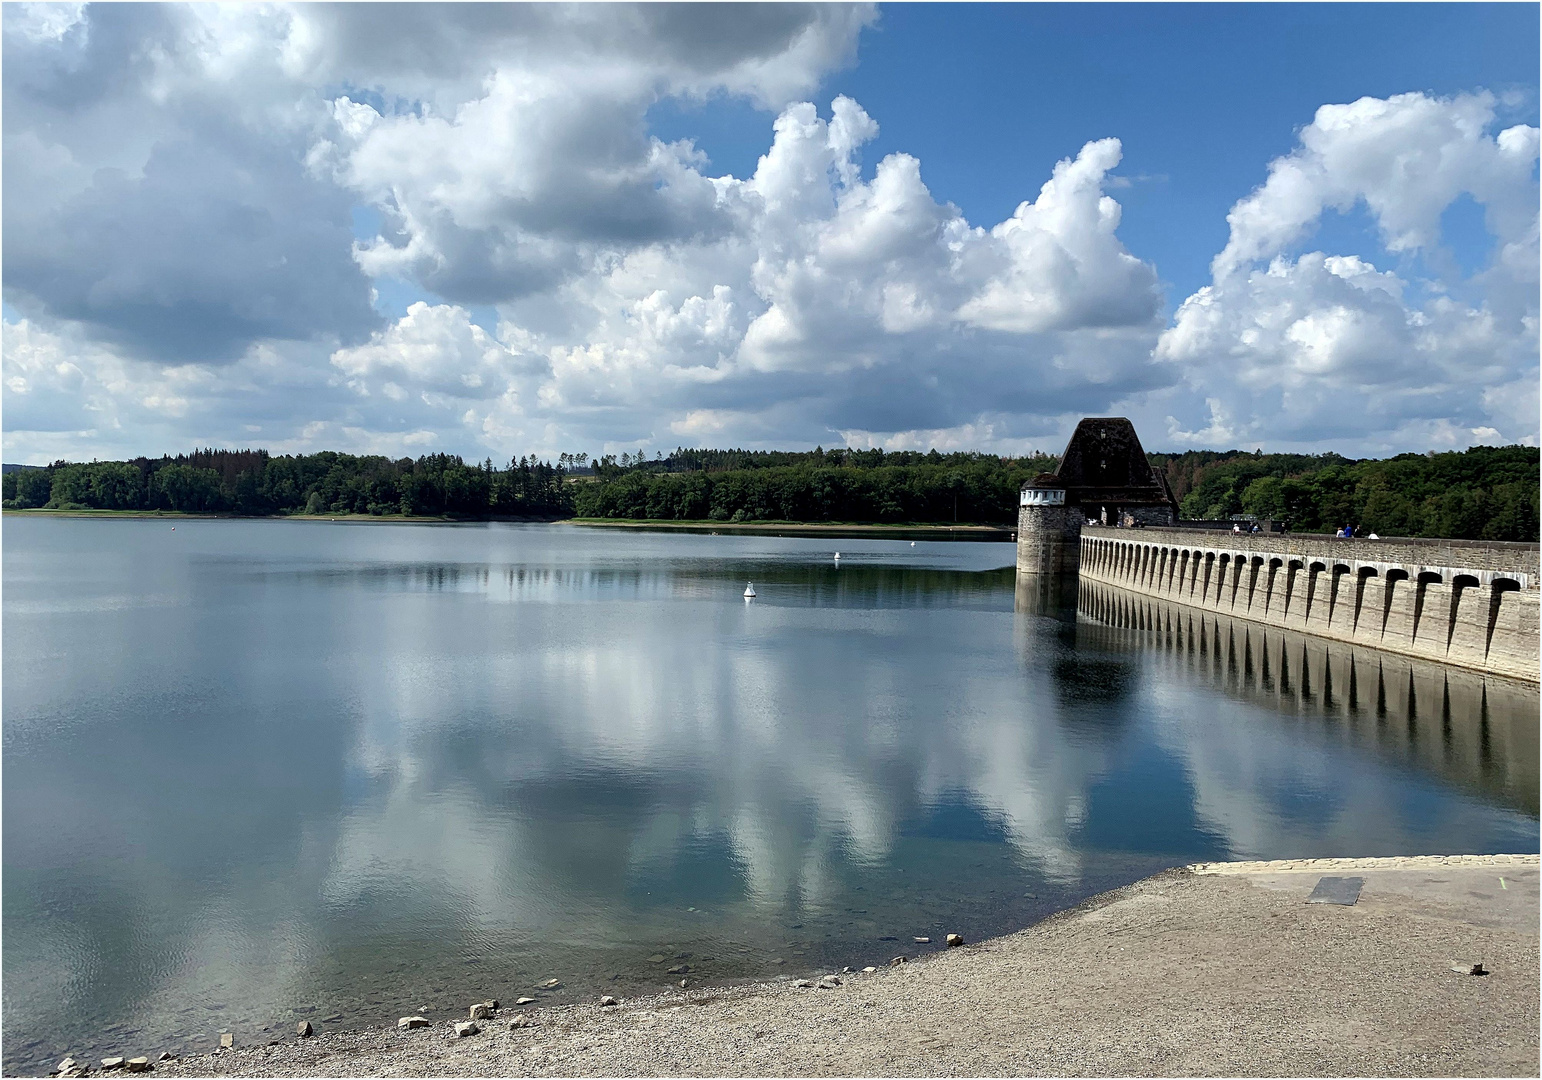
1016,473,1081,578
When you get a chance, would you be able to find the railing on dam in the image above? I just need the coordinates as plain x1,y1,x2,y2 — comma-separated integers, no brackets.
1078,524,1540,684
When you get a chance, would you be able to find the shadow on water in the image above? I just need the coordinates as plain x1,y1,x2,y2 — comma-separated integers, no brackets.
1076,579,1540,817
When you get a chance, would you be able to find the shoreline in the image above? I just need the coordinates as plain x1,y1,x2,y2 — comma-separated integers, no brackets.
569,518,1013,538
3,510,1013,539
92,854,1537,1078
0,510,560,524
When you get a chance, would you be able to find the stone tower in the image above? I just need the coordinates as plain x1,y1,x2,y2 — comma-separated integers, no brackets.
1016,473,1082,578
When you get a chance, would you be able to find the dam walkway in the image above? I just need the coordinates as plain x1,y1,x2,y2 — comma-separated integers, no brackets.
1079,525,1539,684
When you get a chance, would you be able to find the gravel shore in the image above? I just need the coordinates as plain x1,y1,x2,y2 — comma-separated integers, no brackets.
111,855,1541,1077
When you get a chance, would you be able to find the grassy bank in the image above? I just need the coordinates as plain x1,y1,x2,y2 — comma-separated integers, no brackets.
569,517,1012,537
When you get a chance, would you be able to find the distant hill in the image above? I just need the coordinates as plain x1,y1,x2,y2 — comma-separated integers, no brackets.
2,463,43,473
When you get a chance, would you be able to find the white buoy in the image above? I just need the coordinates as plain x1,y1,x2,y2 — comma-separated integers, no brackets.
834,551,840,561
744,582,756,598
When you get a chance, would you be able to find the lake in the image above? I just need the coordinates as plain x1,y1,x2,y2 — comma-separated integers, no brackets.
3,518,1536,1074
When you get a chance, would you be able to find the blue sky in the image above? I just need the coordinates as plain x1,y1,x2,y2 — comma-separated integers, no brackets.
652,3,1539,311
3,2,1539,463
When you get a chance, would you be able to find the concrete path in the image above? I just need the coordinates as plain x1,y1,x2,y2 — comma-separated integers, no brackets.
154,855,1539,1078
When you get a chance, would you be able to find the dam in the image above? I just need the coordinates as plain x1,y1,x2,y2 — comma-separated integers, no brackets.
1018,419,1540,685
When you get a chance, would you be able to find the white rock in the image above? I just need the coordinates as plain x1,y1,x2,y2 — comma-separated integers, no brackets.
397,1016,430,1030
125,1058,151,1073
599,996,618,1007
297,1021,313,1037
792,979,814,988
862,966,877,973
515,997,536,1006
468,1003,494,1021
817,976,841,989
101,1058,125,1070
219,1034,234,1048
946,933,964,947
454,1021,479,1038
58,1059,78,1075
509,1014,534,1029
889,956,907,966
158,1053,173,1062
914,937,931,944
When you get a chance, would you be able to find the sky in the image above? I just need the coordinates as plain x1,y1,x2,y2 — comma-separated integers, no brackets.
3,2,1538,465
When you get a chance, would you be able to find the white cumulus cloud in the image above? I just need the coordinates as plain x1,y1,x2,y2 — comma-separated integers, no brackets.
1157,91,1539,451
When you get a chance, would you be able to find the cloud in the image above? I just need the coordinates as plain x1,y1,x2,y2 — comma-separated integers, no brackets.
2,3,380,363
1157,91,1539,451
5,9,1530,464
480,102,1166,450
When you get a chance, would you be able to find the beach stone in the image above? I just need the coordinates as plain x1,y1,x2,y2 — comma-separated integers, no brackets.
889,956,907,966
219,1034,234,1048
540,979,561,989
454,1021,479,1038
468,1003,494,1020
817,976,842,989
509,1014,534,1029
397,1016,430,1030
297,1019,313,1037
947,933,964,947
125,1058,151,1072
515,997,536,1006
679,979,688,988
863,966,877,973
101,1058,125,1070
1451,960,1488,975
914,937,931,943
792,979,814,988
647,954,666,963
666,965,688,975
158,1053,173,1062
57,1058,78,1074
599,996,618,1007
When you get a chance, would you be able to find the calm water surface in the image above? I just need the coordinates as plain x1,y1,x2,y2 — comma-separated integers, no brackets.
4,519,1537,1073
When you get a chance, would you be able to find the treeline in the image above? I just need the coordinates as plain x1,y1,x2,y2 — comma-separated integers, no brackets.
4,443,1536,541
573,451,1057,524
1,450,572,517
1153,445,1538,541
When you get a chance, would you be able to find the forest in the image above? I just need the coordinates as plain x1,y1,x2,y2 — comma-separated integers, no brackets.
1,450,573,518
3,443,1536,541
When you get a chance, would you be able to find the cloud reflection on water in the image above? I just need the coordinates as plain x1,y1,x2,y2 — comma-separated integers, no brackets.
3,521,1535,1075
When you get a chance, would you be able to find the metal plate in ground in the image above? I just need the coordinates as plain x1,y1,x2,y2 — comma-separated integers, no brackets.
1305,875,1365,905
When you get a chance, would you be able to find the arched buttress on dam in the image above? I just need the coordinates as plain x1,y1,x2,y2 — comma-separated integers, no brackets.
1074,525,1539,684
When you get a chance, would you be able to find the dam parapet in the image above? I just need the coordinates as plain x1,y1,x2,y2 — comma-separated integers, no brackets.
1078,523,1539,684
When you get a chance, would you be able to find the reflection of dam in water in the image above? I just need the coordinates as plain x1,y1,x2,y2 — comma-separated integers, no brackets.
1075,579,1540,817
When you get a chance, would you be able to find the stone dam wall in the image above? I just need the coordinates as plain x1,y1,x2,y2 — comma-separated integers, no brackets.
1078,524,1540,684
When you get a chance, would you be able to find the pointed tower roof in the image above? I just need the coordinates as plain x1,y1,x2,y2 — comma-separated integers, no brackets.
1053,418,1177,509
